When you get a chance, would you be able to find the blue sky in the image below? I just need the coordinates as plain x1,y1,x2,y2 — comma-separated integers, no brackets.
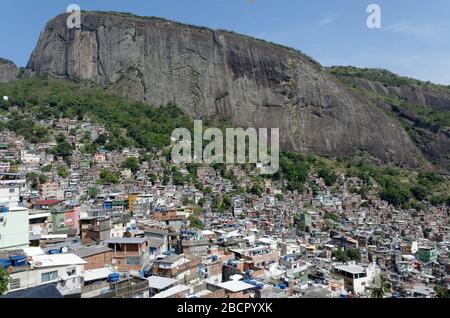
1,0,449,84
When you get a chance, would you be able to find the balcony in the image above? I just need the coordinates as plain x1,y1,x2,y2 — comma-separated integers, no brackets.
93,278,149,298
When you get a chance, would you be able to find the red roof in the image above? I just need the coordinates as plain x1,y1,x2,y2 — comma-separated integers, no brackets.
33,199,64,206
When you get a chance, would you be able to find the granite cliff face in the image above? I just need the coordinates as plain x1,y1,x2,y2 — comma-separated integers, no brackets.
0,58,19,83
334,74,450,174
25,12,423,168
349,77,450,112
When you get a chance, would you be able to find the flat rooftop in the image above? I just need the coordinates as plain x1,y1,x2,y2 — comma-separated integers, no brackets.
216,280,255,293
147,276,178,290
334,264,366,274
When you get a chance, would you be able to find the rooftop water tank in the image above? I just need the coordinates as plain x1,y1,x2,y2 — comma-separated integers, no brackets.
9,255,26,267
108,273,120,283
0,259,11,270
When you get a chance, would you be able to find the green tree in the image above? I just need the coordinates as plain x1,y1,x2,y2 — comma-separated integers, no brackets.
332,249,349,262
324,212,339,222
41,164,52,173
57,167,69,178
87,187,99,199
99,169,120,185
221,194,232,211
198,197,207,207
148,174,157,184
50,134,73,162
0,267,9,295
172,170,187,186
162,175,169,186
249,183,262,196
318,167,338,186
121,157,140,174
203,186,212,196
26,172,39,190
39,174,48,184
188,215,205,230
347,249,361,262
371,275,391,299
380,178,412,208
332,249,361,262
411,184,430,201
435,285,450,298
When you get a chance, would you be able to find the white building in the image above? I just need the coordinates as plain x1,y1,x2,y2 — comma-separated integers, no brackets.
20,150,41,165
333,264,369,295
7,253,87,297
0,185,29,250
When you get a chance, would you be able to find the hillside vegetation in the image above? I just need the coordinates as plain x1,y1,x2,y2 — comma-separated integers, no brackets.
0,77,449,208
0,76,193,150
328,66,450,176
328,66,450,93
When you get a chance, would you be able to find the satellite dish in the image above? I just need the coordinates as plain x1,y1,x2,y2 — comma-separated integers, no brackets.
2,96,8,101
61,246,69,253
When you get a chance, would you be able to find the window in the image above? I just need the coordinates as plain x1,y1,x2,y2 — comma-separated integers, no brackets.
9,278,21,290
9,188,15,193
42,271,58,282
126,256,141,265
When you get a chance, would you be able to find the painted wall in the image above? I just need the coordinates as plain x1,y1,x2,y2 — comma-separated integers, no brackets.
0,207,29,250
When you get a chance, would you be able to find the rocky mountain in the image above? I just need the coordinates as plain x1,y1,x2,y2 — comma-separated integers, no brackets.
0,58,19,83
350,78,450,113
329,66,450,174
24,11,424,169
328,66,450,112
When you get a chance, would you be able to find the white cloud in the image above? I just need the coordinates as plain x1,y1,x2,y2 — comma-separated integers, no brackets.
318,16,336,27
319,17,336,26
385,22,438,39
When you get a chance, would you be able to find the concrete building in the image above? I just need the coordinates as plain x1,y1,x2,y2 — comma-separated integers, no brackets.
0,205,29,250
418,246,438,263
333,264,369,295
6,253,87,297
0,185,29,250
104,237,150,272
74,246,113,270
153,254,199,283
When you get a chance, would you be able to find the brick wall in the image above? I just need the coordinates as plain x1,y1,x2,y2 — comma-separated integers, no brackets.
83,251,113,270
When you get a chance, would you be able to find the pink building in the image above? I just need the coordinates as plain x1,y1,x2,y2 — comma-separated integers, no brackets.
64,206,81,234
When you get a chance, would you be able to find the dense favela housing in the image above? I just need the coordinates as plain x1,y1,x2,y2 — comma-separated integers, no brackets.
0,6,449,301
0,118,449,299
